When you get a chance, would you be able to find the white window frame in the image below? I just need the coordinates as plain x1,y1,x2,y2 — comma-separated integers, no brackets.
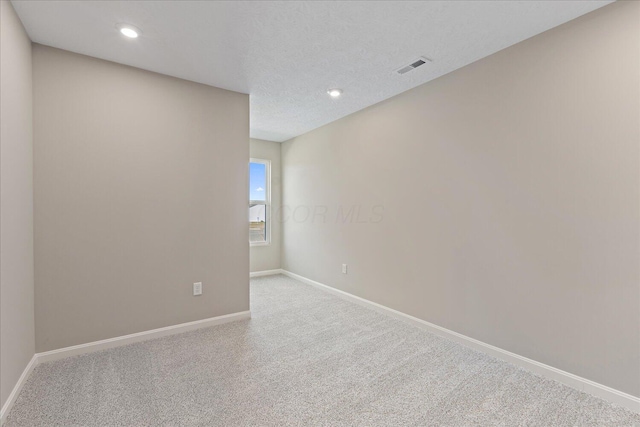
249,158,271,246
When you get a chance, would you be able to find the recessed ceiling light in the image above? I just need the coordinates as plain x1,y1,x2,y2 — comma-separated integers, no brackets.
117,23,141,39
327,88,343,98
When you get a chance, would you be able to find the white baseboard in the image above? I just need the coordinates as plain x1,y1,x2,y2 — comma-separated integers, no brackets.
0,310,250,424
0,354,37,426
38,311,251,364
250,269,284,278
280,269,640,414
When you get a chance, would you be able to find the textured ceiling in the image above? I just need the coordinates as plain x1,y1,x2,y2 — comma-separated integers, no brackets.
12,1,611,142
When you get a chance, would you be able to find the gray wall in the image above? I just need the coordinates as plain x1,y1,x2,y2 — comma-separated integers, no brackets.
249,138,282,272
281,1,640,397
33,45,250,352
0,0,35,409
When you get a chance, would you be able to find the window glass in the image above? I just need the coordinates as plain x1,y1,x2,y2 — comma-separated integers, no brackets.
249,160,269,244
249,204,267,243
249,162,266,202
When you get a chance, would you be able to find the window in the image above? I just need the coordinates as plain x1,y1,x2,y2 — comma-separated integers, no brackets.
249,159,270,245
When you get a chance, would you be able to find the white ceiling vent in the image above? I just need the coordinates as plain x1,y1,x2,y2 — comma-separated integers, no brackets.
396,56,432,75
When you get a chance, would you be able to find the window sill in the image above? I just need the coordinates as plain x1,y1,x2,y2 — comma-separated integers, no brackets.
250,242,270,247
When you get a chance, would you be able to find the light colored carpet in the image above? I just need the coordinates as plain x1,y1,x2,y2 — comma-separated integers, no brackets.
6,274,640,426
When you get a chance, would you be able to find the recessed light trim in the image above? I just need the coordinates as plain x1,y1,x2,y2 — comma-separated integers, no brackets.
327,88,343,98
117,23,142,39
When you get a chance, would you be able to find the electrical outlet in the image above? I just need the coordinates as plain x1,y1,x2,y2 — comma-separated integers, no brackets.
342,264,348,274
193,282,202,296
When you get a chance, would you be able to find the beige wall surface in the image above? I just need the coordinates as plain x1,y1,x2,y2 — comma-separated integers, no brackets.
250,139,282,272
33,45,249,352
0,0,35,409
282,2,640,396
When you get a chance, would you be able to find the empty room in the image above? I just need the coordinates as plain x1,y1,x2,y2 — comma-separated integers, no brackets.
1,0,639,425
